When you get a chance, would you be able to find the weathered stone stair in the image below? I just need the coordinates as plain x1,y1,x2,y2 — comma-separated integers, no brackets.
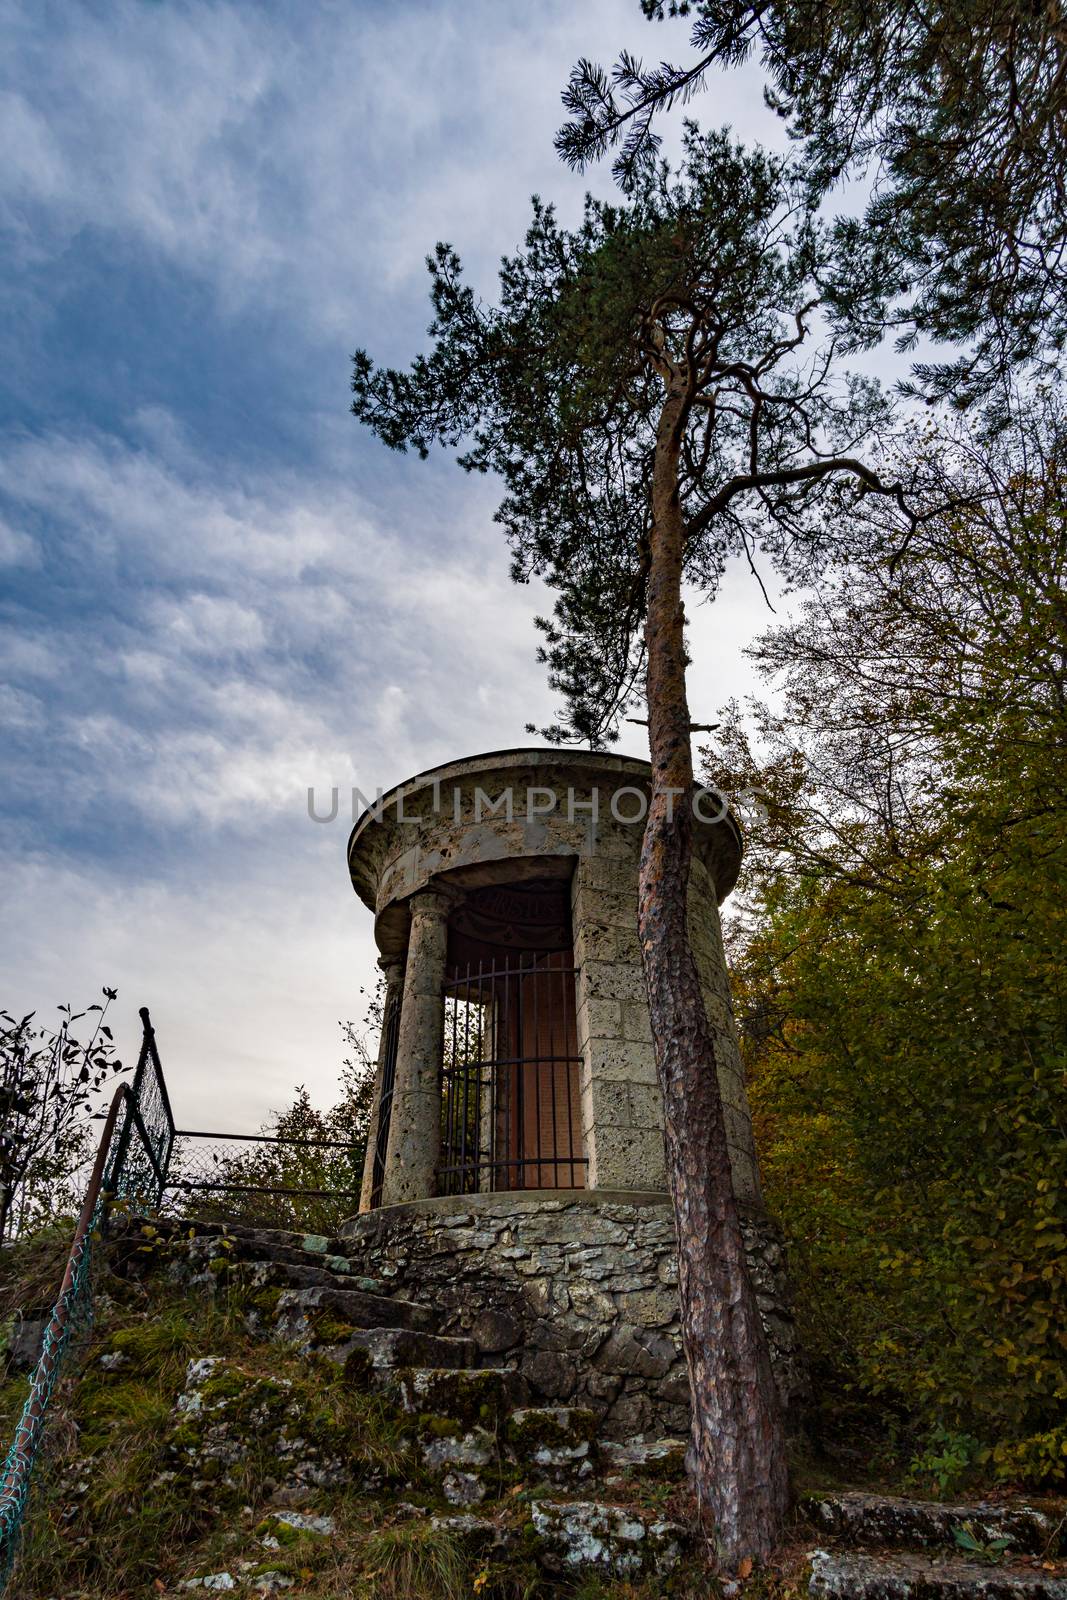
802,1491,1067,1600
138,1217,1067,1592
143,1213,692,1575
152,1217,387,1285
374,1364,528,1418
178,1220,484,1374
803,1491,1060,1556
273,1281,437,1335
809,1548,1067,1600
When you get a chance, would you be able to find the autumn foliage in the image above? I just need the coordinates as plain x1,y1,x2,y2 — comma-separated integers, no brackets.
709,408,1067,1488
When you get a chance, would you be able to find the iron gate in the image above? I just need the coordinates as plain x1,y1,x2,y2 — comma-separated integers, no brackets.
439,952,586,1195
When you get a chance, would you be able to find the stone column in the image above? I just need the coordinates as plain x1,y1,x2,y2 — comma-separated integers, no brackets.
571,846,763,1203
379,888,450,1206
358,957,404,1213
571,855,668,1192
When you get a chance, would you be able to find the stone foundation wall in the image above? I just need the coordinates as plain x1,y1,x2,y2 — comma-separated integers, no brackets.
341,1191,806,1440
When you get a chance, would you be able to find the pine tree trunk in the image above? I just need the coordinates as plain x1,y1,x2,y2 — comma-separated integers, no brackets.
638,388,790,1568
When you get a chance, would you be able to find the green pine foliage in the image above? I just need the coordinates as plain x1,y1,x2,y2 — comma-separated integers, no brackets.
352,124,917,747
558,1,1067,405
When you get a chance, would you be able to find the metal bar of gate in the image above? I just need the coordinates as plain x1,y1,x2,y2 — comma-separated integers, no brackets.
438,952,585,1195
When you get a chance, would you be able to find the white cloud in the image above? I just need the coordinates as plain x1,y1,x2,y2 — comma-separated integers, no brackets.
0,628,63,681
152,593,267,657
0,683,40,728
0,1,781,339
126,729,354,828
1,848,377,1130
0,86,66,204
0,428,343,579
0,514,38,567
0,414,561,828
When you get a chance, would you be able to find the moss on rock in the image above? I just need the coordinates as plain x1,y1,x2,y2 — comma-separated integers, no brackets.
390,1367,518,1433
305,1309,357,1347
505,1407,597,1457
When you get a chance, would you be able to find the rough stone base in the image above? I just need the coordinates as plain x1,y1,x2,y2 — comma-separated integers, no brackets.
340,1190,806,1440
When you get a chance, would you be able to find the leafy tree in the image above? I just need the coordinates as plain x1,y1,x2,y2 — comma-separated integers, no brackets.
0,990,126,1243
558,1,1067,404
704,401,1067,1486
707,392,1067,902
350,126,933,1562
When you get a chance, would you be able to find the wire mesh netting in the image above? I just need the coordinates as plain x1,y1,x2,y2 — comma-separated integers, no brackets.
0,1197,98,1587
0,1011,174,1587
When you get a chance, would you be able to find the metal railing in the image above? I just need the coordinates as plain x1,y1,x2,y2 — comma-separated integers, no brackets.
163,1128,364,1233
0,1006,174,1587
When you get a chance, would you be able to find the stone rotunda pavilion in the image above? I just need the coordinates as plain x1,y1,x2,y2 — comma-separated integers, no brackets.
342,749,803,1437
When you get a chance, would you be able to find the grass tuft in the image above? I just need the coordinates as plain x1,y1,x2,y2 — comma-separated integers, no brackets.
359,1521,469,1600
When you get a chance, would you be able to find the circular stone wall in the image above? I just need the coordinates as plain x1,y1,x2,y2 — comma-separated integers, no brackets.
341,1192,806,1440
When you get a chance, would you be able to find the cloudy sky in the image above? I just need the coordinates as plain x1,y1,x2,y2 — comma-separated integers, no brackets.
2,0,802,1129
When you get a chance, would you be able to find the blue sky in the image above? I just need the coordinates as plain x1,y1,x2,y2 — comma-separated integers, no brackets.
1,0,796,1126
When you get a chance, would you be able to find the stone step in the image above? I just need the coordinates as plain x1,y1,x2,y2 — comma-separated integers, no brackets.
273,1284,437,1338
372,1366,529,1425
428,1512,510,1552
342,1327,480,1372
122,1212,380,1284
802,1493,1062,1559
531,1499,687,1578
420,1425,498,1507
269,1289,481,1371
426,1500,689,1576
808,1548,1067,1600
230,1257,390,1297
504,1406,598,1480
223,1241,374,1280
167,1217,365,1274
411,1395,594,1513
600,1437,687,1480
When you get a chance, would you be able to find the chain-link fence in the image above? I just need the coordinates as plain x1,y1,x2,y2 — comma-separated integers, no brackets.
0,1008,174,1589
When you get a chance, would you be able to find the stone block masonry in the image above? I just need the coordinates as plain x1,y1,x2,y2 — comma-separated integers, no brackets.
341,1191,806,1440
